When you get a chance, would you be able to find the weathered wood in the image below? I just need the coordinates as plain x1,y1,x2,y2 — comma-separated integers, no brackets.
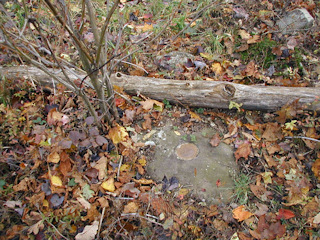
1,66,320,111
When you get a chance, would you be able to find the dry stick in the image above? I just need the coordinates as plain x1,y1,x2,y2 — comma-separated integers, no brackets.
37,208,69,240
121,213,163,226
285,136,320,143
43,0,93,63
97,206,106,238
117,156,123,180
172,0,219,42
96,0,121,65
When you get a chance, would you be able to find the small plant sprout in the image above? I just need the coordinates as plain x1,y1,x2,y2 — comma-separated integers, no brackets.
285,120,298,131
229,101,243,112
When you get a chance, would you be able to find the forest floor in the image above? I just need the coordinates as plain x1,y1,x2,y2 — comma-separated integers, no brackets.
0,0,320,239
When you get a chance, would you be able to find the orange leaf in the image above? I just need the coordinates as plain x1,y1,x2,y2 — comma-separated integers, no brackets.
312,158,320,180
276,209,295,220
108,124,128,144
211,62,223,75
232,205,253,222
47,151,60,163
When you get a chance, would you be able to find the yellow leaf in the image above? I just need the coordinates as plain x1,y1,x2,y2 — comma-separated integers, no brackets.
47,152,60,163
108,125,128,144
178,188,189,196
101,178,115,192
211,62,223,75
189,111,201,120
120,164,131,171
51,176,63,187
133,178,153,185
43,199,49,208
174,131,181,136
138,158,147,166
200,52,213,60
261,171,273,184
142,23,153,32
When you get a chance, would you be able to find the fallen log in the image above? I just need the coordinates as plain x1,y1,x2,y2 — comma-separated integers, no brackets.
1,66,319,111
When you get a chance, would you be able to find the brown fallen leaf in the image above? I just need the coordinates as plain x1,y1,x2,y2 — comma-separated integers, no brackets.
232,205,253,222
210,133,221,147
234,142,251,162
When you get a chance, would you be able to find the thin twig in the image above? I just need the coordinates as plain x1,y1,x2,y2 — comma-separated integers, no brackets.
285,136,320,143
121,213,163,226
117,156,123,180
97,207,106,238
37,208,69,240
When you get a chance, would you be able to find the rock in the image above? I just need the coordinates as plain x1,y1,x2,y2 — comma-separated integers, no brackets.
144,119,237,204
277,8,314,34
156,51,195,71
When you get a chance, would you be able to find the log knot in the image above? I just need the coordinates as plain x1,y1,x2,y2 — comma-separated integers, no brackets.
208,83,236,99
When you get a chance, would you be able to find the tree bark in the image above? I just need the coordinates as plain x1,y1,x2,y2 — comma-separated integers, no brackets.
1,66,319,111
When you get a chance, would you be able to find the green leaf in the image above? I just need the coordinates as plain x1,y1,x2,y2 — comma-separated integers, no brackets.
82,184,94,200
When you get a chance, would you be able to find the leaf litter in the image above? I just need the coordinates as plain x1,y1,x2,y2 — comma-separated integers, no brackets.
1,0,320,239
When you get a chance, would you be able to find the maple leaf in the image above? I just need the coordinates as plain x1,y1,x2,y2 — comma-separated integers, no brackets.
232,205,253,222
140,99,164,111
108,124,128,144
250,184,273,201
262,122,283,141
234,142,251,161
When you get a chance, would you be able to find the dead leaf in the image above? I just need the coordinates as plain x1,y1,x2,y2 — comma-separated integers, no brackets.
211,62,223,75
101,177,115,192
93,156,108,180
210,133,221,147
75,220,99,240
276,208,295,220
254,203,269,216
28,220,44,235
247,35,260,44
142,114,152,130
47,151,60,163
232,205,253,222
140,99,164,111
312,158,320,180
133,178,154,185
123,201,139,214
59,151,72,176
108,124,128,144
77,197,91,210
262,122,283,141
234,143,251,161
51,175,63,187
239,29,251,40
250,184,273,201
13,177,30,191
